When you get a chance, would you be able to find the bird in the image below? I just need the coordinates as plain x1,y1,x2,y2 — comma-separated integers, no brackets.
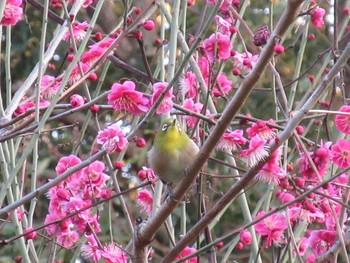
148,118,200,186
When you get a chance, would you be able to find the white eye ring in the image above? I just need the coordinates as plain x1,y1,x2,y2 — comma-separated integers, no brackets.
161,124,168,132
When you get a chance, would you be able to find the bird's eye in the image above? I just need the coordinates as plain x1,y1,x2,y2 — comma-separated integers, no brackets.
161,124,168,132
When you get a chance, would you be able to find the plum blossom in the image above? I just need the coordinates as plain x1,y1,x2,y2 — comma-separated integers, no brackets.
256,147,286,184
216,129,247,152
213,73,233,97
69,62,97,84
108,81,149,115
70,94,85,108
82,37,115,65
310,7,326,28
247,119,276,140
81,234,102,262
63,21,89,42
307,230,336,256
176,246,198,263
298,141,332,180
240,135,269,167
233,51,259,72
183,98,210,128
57,228,79,248
240,229,252,245
97,124,128,153
78,161,110,199
13,99,35,117
41,75,61,98
207,0,233,12
255,211,288,248
203,32,232,62
215,15,231,35
334,105,350,134
180,71,198,99
1,0,23,26
138,167,157,181
101,243,128,263
198,57,210,79
331,139,350,169
150,82,174,115
136,189,153,215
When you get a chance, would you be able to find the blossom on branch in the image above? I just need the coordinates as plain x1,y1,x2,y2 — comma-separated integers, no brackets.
334,105,350,134
216,129,247,152
255,211,288,248
203,32,232,62
63,21,89,42
1,0,23,26
108,81,149,115
97,124,128,153
150,82,174,115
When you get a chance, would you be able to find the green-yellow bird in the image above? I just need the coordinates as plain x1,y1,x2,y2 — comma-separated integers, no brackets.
148,118,200,186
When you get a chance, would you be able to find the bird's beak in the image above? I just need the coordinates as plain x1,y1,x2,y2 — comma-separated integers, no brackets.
172,119,177,126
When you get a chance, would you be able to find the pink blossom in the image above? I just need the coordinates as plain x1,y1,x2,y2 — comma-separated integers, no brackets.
216,129,247,152
70,94,85,108
69,62,97,84
213,73,233,97
176,246,198,263
180,71,198,99
183,98,210,128
96,123,128,153
101,243,129,263
240,229,252,245
24,227,37,240
63,21,89,42
247,119,276,140
57,228,79,248
203,32,232,62
76,161,110,198
1,0,23,26
198,57,210,79
81,234,102,262
257,162,286,184
215,15,231,35
298,141,332,180
233,51,259,72
136,189,153,215
55,155,82,175
307,230,336,256
41,75,60,98
137,167,156,181
277,192,295,204
310,7,326,28
306,253,316,263
240,135,269,167
255,211,288,248
207,0,233,12
9,208,26,222
256,147,286,184
150,82,174,115
334,105,350,134
81,45,105,65
108,80,149,115
288,204,325,224
331,139,350,168
13,100,35,117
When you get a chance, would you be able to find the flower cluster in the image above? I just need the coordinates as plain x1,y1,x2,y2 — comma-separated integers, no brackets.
1,0,23,26
45,155,110,248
